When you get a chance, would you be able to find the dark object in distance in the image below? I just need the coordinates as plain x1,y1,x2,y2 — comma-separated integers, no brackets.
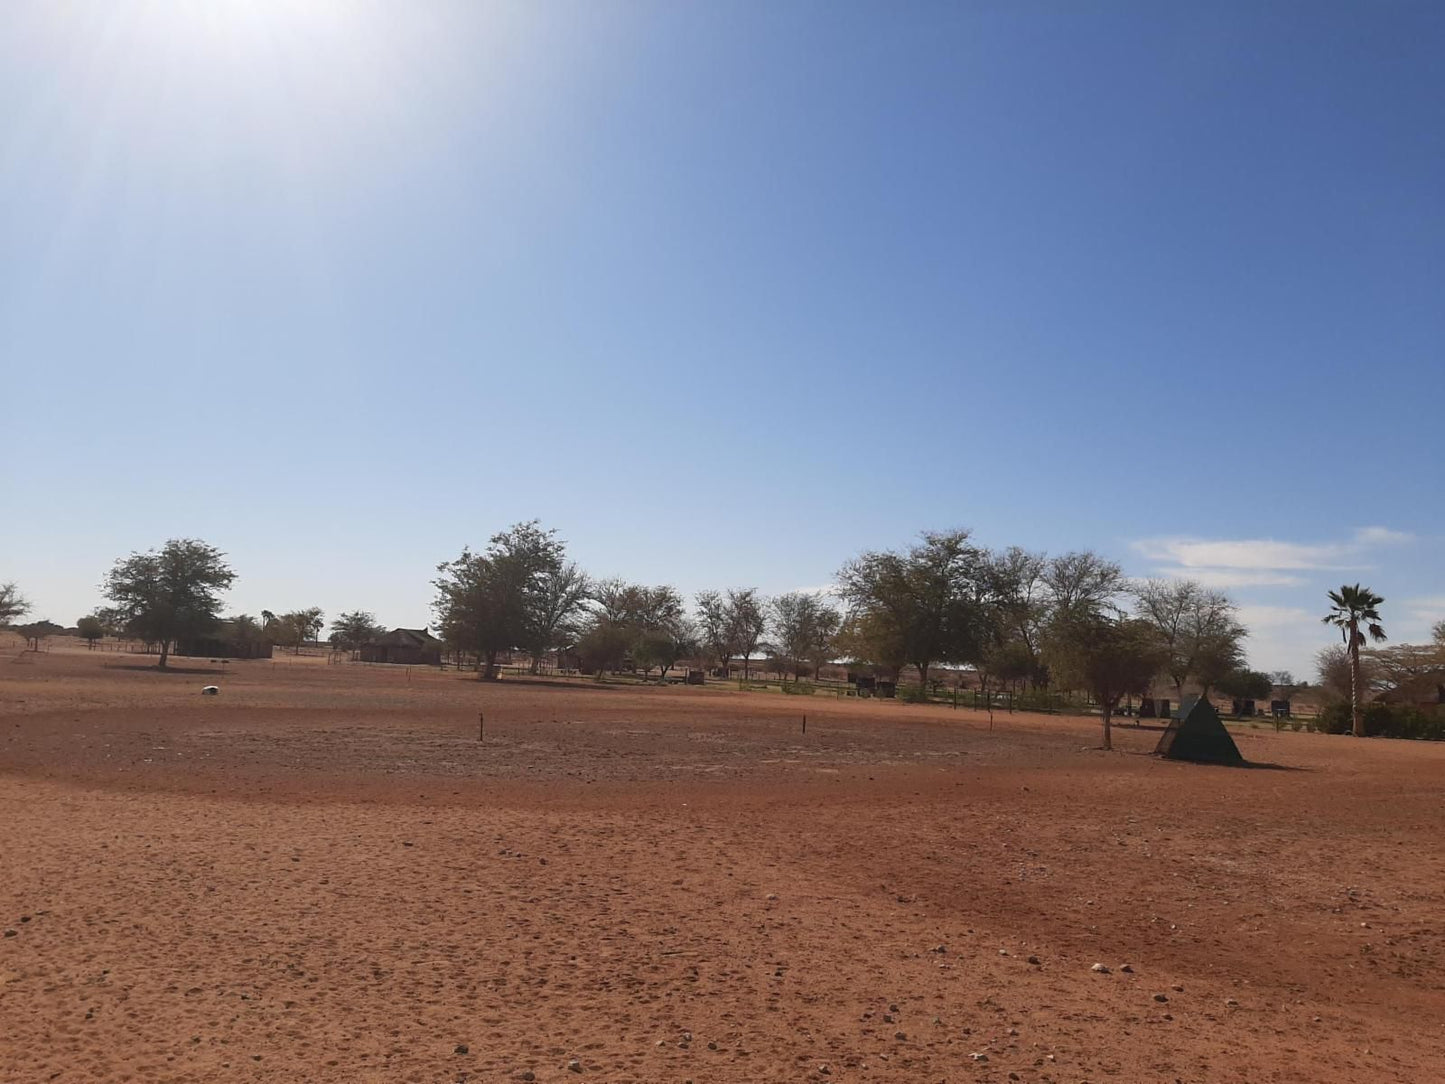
1155,698,1244,765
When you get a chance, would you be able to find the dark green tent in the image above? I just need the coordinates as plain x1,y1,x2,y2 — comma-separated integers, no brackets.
1154,698,1244,765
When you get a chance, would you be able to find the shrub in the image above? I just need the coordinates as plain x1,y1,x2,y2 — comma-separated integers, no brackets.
1317,704,1353,734
1317,702,1445,740
898,684,930,704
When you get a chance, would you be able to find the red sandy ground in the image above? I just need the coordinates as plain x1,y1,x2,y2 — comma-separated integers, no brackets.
2,649,1443,1083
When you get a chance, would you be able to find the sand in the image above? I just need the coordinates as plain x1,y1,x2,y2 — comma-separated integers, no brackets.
3,648,1444,1082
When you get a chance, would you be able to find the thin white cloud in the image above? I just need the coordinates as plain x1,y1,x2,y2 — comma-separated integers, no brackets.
1134,537,1352,571
1149,566,1308,588
1353,526,1415,546
1405,595,1445,623
1131,526,1414,586
1237,605,1316,628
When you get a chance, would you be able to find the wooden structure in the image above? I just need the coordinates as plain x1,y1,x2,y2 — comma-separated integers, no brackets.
360,628,443,666
176,637,272,660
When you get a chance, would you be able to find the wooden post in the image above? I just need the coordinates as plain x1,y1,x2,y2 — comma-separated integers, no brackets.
478,712,484,742
802,714,807,735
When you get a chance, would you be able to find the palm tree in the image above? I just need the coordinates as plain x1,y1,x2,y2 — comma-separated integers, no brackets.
1322,584,1387,738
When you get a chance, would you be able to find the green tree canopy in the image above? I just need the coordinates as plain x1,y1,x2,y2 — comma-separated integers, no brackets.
1045,615,1167,750
75,614,107,648
836,529,989,690
102,539,236,668
434,521,566,680
16,619,65,651
1216,668,1273,702
328,610,387,654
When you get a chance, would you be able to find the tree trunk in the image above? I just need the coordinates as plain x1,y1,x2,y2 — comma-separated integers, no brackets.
917,662,930,696
481,649,499,681
1349,624,1363,737
529,654,541,675
1101,701,1113,750
158,640,170,669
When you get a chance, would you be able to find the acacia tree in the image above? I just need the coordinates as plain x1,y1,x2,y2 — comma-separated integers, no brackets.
277,607,325,653
1043,551,1126,624
983,548,1050,687
1045,615,1167,750
0,582,29,626
1216,668,1273,706
633,614,697,682
580,581,690,679
1133,579,1246,698
725,588,767,679
833,609,908,681
1322,584,1387,738
102,539,236,668
16,620,64,651
695,588,768,678
770,592,841,678
695,590,732,673
837,530,988,690
434,521,565,681
328,610,387,656
522,562,591,673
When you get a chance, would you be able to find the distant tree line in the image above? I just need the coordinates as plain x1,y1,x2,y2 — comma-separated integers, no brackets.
3,523,1285,750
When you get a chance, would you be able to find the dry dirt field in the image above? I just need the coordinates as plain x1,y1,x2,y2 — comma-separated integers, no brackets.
3,648,1444,1083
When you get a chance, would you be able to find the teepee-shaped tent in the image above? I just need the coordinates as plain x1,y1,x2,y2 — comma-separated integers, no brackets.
1154,698,1244,765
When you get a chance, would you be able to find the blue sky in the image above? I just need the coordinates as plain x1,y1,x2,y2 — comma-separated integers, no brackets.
3,1,1441,676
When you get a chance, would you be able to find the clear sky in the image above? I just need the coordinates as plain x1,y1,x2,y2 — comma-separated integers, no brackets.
3,1,1442,677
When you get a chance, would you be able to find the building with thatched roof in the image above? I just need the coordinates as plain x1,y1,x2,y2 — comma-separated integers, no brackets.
359,628,443,666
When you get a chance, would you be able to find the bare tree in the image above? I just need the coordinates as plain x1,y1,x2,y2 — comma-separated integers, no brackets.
770,592,841,678
1043,551,1125,623
1132,579,1246,698
694,588,769,679
524,562,591,673
1315,644,1358,702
